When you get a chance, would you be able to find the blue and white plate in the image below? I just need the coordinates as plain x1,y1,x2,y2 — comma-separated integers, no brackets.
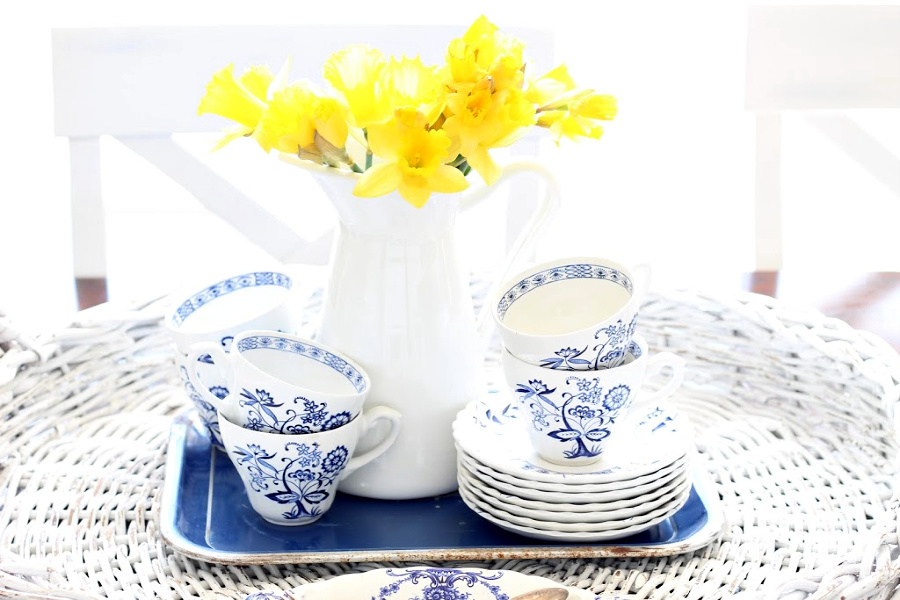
452,391,692,485
244,567,598,600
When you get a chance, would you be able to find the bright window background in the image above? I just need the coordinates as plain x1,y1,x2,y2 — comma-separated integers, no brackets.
1,0,898,333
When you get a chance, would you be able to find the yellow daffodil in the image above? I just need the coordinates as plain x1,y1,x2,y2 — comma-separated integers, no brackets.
256,82,353,168
537,92,617,144
355,114,468,207
526,64,617,144
384,56,446,127
446,15,526,92
324,45,392,129
198,64,274,149
443,80,536,184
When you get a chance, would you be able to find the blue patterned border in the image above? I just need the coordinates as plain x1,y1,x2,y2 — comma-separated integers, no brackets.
236,335,367,393
496,264,633,321
171,272,292,327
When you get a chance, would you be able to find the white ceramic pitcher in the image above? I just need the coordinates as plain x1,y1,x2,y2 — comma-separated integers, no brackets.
302,160,559,500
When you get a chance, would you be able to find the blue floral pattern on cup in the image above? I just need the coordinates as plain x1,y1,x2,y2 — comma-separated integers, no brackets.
516,375,633,461
238,388,352,434
231,440,349,522
540,316,639,370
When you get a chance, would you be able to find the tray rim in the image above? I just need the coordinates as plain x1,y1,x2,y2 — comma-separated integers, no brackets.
158,413,724,564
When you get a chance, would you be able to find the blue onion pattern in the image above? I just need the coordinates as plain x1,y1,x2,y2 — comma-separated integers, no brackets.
238,388,352,434
232,440,349,521
516,375,633,461
377,568,507,600
540,314,638,370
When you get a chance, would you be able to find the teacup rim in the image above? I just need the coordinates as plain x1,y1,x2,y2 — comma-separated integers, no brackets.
163,269,294,337
491,256,642,340
228,328,371,398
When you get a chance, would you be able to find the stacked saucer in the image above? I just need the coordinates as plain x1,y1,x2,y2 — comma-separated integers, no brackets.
452,392,694,542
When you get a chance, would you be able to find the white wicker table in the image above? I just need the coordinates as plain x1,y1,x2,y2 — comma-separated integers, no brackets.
2,288,899,599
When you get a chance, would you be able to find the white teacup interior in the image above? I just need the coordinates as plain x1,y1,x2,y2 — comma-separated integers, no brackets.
499,264,634,336
170,272,292,334
236,335,367,395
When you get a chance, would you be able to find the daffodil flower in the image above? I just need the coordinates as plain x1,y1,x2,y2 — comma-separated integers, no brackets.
198,64,274,150
354,115,468,207
323,45,392,129
527,64,617,144
446,15,526,92
442,80,535,184
537,92,617,144
256,82,355,169
384,56,447,127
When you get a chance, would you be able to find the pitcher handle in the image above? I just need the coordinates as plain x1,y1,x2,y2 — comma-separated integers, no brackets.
459,158,562,349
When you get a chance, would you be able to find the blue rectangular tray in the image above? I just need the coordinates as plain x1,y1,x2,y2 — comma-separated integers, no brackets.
159,414,722,564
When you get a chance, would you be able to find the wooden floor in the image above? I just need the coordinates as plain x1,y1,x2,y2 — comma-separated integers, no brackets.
76,271,900,352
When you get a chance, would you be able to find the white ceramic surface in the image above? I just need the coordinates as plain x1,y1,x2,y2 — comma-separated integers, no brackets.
219,406,401,526
453,393,692,485
187,330,369,435
164,270,297,449
243,567,597,600
308,160,559,500
502,334,685,466
492,257,650,370
460,466,691,524
458,476,692,542
457,447,689,498
457,458,689,514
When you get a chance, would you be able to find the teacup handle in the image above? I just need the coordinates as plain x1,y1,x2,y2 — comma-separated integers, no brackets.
184,341,238,420
339,406,402,479
634,351,686,406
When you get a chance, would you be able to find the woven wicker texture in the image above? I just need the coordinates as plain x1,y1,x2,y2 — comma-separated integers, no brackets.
2,289,900,599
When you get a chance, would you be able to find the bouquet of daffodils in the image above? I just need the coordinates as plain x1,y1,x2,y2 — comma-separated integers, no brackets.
198,15,616,207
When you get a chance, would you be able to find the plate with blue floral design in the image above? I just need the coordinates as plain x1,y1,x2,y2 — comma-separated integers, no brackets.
452,392,692,485
244,567,598,600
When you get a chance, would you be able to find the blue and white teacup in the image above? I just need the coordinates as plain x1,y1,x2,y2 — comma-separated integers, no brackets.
165,271,297,449
186,330,370,435
501,334,684,466
218,405,401,526
492,257,649,371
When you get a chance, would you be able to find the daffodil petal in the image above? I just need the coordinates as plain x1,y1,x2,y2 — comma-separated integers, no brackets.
466,145,502,185
354,163,402,197
398,178,432,208
428,165,469,194
212,126,253,151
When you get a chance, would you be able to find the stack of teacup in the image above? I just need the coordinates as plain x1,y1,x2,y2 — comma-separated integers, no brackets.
164,270,400,526
451,257,692,540
489,256,684,466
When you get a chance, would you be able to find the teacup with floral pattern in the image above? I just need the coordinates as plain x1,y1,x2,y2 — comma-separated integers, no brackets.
219,406,400,525
187,330,369,435
492,257,649,371
501,334,684,466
